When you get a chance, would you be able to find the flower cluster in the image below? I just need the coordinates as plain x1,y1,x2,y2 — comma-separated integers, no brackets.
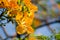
0,0,37,34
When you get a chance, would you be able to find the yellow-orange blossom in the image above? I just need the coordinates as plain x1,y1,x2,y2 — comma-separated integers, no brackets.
0,0,38,34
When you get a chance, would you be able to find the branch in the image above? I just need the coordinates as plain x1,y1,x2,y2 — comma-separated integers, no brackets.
36,20,60,29
0,35,3,40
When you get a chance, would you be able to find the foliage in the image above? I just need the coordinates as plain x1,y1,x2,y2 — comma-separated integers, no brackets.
36,35,50,40
13,32,60,40
55,32,60,40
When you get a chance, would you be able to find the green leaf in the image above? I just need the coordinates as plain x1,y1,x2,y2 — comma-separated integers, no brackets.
19,38,22,40
36,35,50,40
55,33,60,40
25,38,28,40
18,0,21,5
31,21,36,30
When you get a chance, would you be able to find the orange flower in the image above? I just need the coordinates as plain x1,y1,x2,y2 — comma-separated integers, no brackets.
8,10,17,17
0,0,1,3
2,0,19,9
15,12,23,22
21,17,33,25
28,36,37,40
0,1,4,8
23,12,28,17
16,11,34,34
0,0,38,35
9,1,19,9
16,24,34,34
57,4,60,9
16,24,26,34
33,18,42,27
2,0,9,7
27,26,34,34
24,0,38,12
29,4,38,12
28,11,34,19
24,0,31,6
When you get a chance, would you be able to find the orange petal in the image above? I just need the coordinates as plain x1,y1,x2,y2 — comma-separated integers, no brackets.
27,26,34,34
28,36,37,40
16,25,26,34
15,12,23,21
